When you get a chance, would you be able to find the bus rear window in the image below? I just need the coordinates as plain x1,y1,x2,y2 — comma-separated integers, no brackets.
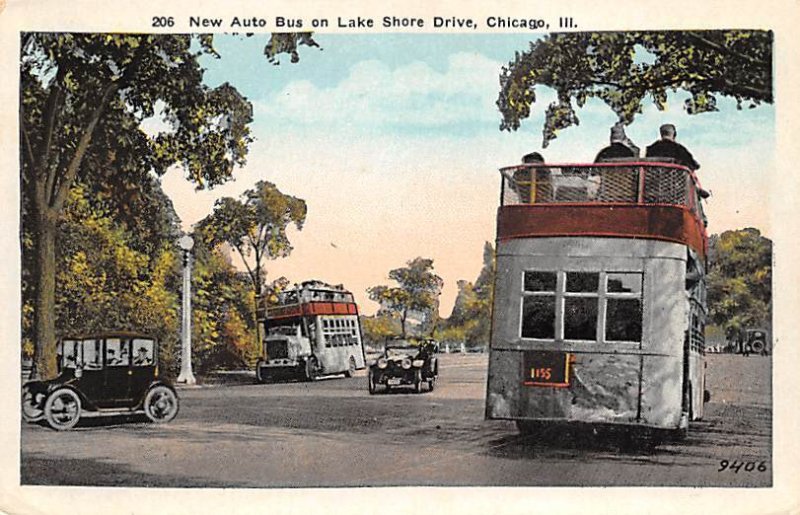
524,271,556,292
521,296,556,339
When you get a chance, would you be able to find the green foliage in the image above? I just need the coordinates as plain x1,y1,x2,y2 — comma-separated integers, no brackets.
20,32,319,377
197,180,307,300
707,228,772,337
368,257,444,338
189,237,261,373
45,183,182,375
360,313,402,347
497,30,773,147
441,242,495,348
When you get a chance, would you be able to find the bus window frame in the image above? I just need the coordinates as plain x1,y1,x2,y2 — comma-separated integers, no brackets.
518,269,644,346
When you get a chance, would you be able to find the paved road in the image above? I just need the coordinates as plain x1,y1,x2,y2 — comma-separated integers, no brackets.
20,354,771,487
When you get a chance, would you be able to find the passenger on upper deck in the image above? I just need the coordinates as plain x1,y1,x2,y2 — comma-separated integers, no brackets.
594,123,640,162
645,124,701,171
511,152,545,204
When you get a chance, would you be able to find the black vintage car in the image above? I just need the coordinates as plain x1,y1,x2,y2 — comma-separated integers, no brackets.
367,339,438,394
22,333,179,430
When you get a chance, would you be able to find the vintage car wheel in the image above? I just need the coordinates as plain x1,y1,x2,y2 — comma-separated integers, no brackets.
21,385,45,422
427,377,436,392
367,369,377,395
345,356,357,378
413,369,424,393
144,385,179,423
44,388,82,431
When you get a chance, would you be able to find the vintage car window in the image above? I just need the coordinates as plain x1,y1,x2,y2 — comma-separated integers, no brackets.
82,339,103,369
60,339,79,369
105,338,130,367
132,338,155,366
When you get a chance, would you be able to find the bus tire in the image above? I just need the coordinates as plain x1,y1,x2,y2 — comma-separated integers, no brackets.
345,356,356,378
305,357,318,382
255,360,266,384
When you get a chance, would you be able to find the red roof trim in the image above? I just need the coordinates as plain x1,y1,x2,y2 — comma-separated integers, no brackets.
497,204,707,259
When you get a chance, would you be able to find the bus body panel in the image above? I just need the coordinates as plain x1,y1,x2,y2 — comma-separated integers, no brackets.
640,355,684,428
486,237,694,431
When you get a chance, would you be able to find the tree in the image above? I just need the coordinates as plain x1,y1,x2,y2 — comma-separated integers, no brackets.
707,228,772,338
441,242,495,348
20,32,319,378
367,258,443,339
360,313,401,348
196,180,307,340
497,30,773,147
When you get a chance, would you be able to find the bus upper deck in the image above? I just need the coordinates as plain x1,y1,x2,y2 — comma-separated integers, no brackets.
498,161,708,260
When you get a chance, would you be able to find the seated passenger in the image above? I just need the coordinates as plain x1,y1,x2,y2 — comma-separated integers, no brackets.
514,152,552,203
645,123,700,170
594,123,640,162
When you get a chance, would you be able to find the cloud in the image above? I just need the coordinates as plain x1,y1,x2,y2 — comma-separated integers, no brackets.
253,52,503,131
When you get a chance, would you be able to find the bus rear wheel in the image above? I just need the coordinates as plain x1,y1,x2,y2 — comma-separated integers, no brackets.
345,356,356,378
304,357,318,382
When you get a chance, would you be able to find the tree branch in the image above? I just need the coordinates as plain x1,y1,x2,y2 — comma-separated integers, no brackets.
20,114,37,171
51,43,148,211
685,32,764,67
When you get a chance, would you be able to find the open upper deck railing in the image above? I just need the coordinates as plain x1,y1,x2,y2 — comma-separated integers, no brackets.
500,161,706,220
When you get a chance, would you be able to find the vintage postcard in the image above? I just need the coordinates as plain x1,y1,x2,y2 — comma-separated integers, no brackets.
1,0,799,514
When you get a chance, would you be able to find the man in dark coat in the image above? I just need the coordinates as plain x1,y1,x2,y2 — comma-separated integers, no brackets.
595,123,639,162
645,124,700,170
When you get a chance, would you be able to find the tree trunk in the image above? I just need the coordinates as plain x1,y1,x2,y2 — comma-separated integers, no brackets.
31,202,58,379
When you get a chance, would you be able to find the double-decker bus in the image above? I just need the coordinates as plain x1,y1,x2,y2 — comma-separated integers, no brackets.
256,280,367,382
485,159,709,440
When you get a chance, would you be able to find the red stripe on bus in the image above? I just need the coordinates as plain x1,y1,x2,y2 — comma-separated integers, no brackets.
497,204,707,259
267,302,359,320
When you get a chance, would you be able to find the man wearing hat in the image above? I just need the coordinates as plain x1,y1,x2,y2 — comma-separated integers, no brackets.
645,123,700,170
595,123,640,162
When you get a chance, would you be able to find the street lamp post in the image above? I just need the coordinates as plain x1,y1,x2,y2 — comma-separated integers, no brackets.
177,234,196,385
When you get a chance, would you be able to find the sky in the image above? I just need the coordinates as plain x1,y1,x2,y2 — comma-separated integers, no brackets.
159,33,775,316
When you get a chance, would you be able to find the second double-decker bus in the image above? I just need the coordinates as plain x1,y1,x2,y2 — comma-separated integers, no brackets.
485,159,709,441
255,280,367,382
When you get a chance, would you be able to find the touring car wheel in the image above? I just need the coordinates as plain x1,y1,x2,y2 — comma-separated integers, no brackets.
368,369,377,395
21,385,44,422
428,377,435,392
144,385,179,423
44,388,82,431
413,369,423,393
345,356,356,378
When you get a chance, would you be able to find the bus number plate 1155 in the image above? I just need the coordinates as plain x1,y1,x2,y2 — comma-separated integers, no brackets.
522,351,572,387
